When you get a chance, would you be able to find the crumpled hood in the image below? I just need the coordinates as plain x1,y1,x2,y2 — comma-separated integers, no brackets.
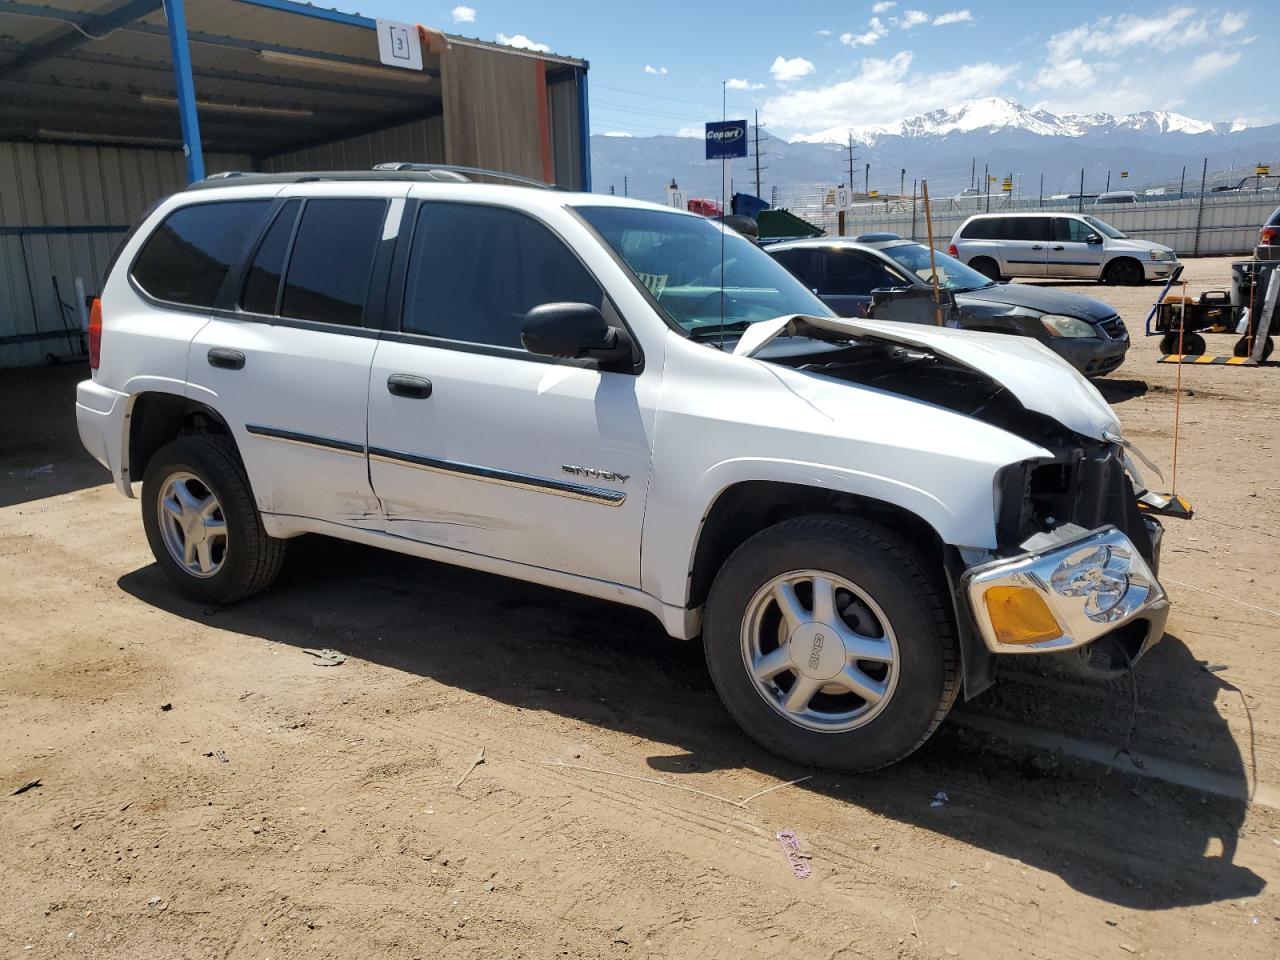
735,315,1122,441
958,282,1117,321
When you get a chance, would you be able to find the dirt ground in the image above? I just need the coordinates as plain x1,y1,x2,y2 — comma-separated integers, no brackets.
2,255,1279,959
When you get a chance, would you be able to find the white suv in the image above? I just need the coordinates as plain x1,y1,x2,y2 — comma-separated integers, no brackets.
952,212,1180,285
77,166,1180,771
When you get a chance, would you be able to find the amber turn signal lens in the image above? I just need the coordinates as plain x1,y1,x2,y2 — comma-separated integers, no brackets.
983,586,1063,646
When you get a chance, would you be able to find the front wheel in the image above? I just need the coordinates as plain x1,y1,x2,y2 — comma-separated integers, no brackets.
703,516,959,772
1104,258,1144,285
141,435,286,604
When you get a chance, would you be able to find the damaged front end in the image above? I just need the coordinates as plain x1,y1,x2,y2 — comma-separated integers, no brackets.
738,313,1189,683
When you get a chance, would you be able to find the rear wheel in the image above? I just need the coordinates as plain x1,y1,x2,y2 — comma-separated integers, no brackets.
1104,258,1144,285
702,516,958,772
970,256,1001,282
1233,335,1275,361
1160,331,1205,355
141,436,286,604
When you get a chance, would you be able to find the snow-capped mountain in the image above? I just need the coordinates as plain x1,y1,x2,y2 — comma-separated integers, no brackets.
793,97,1246,146
591,96,1279,204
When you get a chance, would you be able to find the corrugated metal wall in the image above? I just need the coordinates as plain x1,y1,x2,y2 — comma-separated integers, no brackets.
0,140,248,368
547,72,583,190
835,193,1279,258
259,114,446,173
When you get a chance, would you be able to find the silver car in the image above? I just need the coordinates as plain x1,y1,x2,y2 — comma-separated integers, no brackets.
951,212,1180,285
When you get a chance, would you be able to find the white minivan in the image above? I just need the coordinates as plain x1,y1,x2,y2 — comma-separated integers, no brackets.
951,212,1180,285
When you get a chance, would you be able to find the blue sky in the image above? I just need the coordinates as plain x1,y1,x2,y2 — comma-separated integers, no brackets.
364,2,1274,138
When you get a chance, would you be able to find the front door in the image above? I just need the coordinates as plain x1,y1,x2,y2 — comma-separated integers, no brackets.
366,200,657,587
818,249,911,318
188,190,400,524
1050,217,1107,279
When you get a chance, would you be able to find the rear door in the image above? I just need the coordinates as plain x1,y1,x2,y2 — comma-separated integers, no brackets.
816,249,910,318
187,185,404,525
996,217,1050,278
1050,216,1106,279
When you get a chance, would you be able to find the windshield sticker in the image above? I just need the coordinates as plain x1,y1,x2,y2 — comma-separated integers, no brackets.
636,272,668,298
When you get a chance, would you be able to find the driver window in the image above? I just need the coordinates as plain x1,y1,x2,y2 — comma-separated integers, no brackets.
823,251,904,296
1053,218,1093,243
401,203,603,349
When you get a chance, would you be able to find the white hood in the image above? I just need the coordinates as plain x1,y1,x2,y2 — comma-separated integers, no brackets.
734,315,1122,441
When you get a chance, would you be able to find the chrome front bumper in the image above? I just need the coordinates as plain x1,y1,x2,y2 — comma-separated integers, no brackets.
962,525,1169,656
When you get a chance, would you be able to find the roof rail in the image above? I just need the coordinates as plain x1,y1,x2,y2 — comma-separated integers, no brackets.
372,162,555,189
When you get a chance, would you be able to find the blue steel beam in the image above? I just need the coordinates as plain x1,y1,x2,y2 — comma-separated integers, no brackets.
237,0,374,29
162,0,203,181
0,0,163,81
577,67,591,192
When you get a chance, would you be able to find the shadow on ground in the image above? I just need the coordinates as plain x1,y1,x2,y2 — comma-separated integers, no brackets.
0,362,107,508
119,534,1264,911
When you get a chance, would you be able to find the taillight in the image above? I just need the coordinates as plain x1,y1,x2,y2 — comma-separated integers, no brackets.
1262,226,1279,245
88,298,103,371
948,243,958,257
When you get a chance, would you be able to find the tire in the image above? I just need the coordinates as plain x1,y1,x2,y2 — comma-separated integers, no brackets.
1104,258,1144,286
702,515,959,772
141,435,286,604
970,257,1001,282
1161,331,1205,355
1233,335,1275,361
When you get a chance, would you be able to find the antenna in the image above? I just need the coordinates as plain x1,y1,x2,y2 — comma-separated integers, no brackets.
718,80,727,352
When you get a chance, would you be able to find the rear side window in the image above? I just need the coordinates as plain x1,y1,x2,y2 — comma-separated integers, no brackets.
1053,218,1094,243
240,201,300,315
132,200,269,307
401,203,603,349
1004,217,1051,242
280,199,386,326
822,251,903,296
771,248,820,289
959,218,998,240
1269,207,1280,226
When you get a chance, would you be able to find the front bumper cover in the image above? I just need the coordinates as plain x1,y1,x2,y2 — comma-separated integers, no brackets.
962,524,1169,657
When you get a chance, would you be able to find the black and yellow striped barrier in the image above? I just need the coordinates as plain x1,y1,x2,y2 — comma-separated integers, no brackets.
1158,354,1257,365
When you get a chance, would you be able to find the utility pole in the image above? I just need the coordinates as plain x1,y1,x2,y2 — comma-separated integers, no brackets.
609,185,615,196
983,162,989,212
1105,170,1111,192
845,133,857,193
1179,164,1186,199
623,175,628,198
1193,156,1208,256
1038,172,1043,209
970,158,976,190
900,168,906,197
864,161,870,194
754,109,762,198
1078,168,1084,212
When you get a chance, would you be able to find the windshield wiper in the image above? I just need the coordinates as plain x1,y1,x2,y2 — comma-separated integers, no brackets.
687,320,756,341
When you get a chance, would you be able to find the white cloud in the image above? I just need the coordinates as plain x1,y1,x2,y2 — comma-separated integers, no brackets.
451,5,476,23
765,50,1015,135
643,64,669,75
1033,57,1097,91
897,10,930,29
1220,11,1247,35
675,126,703,138
933,10,973,26
1187,49,1241,81
871,1,896,12
841,17,888,47
602,131,633,138
770,55,816,82
814,28,832,36
495,32,550,53
1046,8,1214,60
726,77,766,91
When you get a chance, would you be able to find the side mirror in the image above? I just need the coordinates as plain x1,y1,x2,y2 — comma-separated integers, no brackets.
1085,233,1103,244
521,302,631,365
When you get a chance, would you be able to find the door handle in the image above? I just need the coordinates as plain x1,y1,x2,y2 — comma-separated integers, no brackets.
1052,245,1065,250
1031,245,1044,250
207,347,245,370
386,374,432,399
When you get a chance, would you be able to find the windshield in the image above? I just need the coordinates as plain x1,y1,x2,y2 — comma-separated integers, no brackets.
1083,215,1127,239
575,205,832,334
880,242,994,292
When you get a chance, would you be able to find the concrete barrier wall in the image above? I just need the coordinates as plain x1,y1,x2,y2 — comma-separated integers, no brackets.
833,193,1280,258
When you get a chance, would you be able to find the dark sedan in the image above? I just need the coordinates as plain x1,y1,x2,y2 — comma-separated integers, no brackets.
766,235,1129,376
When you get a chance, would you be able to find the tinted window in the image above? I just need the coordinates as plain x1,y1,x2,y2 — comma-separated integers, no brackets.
402,203,602,349
1053,218,1095,243
280,199,385,326
959,218,998,240
823,251,904,296
771,248,820,288
132,200,269,307
1269,206,1280,226
240,201,300,315
1002,217,1051,242
880,242,993,292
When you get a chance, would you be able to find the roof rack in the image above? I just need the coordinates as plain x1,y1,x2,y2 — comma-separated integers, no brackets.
188,164,555,192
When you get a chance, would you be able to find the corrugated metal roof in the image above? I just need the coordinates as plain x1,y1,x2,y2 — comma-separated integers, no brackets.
0,0,583,158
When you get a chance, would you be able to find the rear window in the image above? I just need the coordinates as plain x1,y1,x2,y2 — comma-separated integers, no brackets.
1268,206,1280,226
131,200,269,307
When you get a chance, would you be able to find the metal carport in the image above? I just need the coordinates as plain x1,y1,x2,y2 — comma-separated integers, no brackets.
0,0,591,367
